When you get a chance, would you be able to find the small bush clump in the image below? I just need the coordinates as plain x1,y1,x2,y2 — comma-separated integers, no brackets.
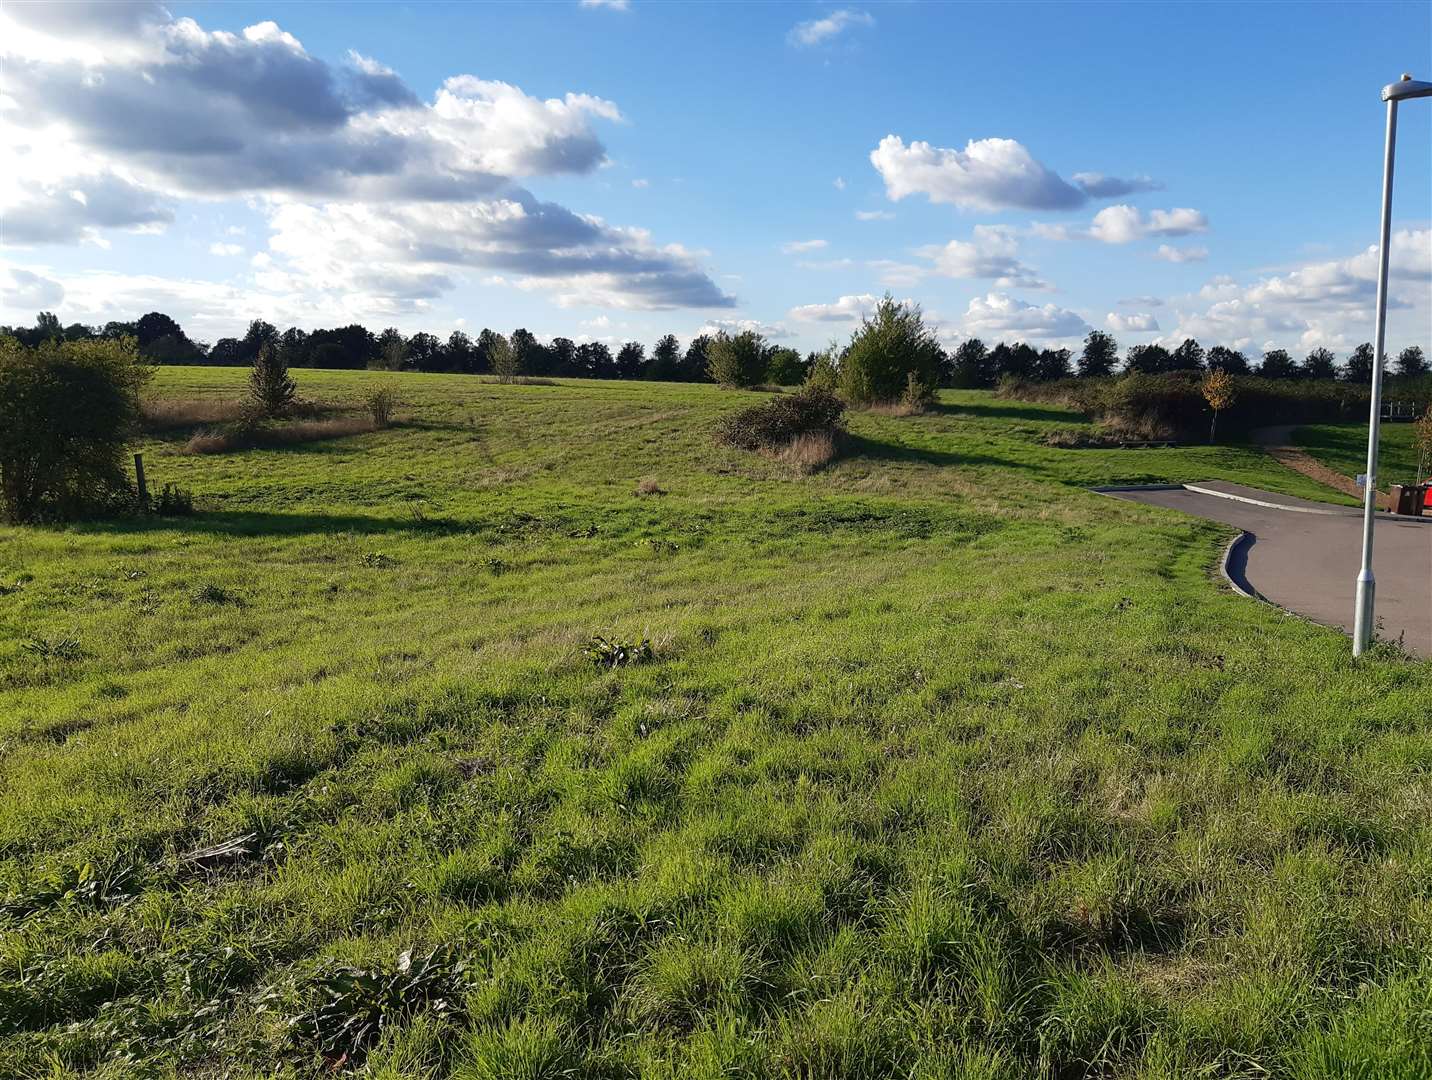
364,383,399,427
583,636,653,669
154,483,195,516
715,386,846,452
635,477,666,496
248,343,296,417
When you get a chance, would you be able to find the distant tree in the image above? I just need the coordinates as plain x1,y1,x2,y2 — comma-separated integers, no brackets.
1302,347,1337,380
444,330,475,373
950,338,995,388
511,329,548,376
644,334,682,380
1078,330,1119,378
804,345,840,392
490,333,519,384
1206,346,1250,375
1125,343,1172,374
101,320,138,341
405,332,442,371
1201,368,1237,443
707,330,768,388
1395,344,1428,377
577,341,614,379
248,342,296,416
143,334,201,364
838,295,942,405
35,312,62,341
377,328,408,371
1035,347,1072,382
241,319,279,363
277,327,309,368
681,335,712,382
134,312,184,348
1168,338,1205,372
1343,343,1375,383
475,329,505,375
0,335,150,522
999,342,1039,380
765,346,807,385
308,324,375,368
615,341,646,379
209,338,243,365
62,322,96,342
549,336,578,377
1258,348,1297,379
311,342,346,369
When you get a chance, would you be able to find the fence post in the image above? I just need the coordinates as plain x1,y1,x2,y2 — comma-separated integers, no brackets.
134,453,149,510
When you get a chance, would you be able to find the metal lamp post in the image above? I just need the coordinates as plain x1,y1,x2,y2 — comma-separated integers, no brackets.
1352,73,1432,657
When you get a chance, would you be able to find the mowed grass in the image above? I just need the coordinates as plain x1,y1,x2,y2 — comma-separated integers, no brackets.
1294,421,1424,488
1,367,1429,1079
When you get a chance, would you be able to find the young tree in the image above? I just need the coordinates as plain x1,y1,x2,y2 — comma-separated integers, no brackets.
1343,343,1375,383
0,335,151,521
1395,344,1428,377
804,344,840,391
838,295,942,404
1078,330,1119,377
1302,347,1337,380
764,346,807,385
1201,368,1237,443
248,342,296,416
1258,348,1298,379
1205,346,1250,375
377,327,408,371
1415,407,1432,485
489,333,519,384
950,338,995,388
706,330,767,388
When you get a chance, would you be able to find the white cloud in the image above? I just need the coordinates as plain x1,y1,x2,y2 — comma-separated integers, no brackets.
867,260,925,287
1119,295,1165,307
695,317,793,339
1071,172,1163,198
870,135,1086,212
914,225,1048,289
960,292,1089,341
2,267,66,310
1106,311,1160,333
208,242,243,256
1088,205,1209,244
781,239,829,254
789,293,880,322
855,209,894,221
789,9,874,47
1154,244,1208,263
833,176,847,190
797,258,855,270
579,0,630,10
631,178,649,188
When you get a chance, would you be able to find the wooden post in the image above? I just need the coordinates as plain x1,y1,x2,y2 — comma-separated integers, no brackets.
134,453,149,510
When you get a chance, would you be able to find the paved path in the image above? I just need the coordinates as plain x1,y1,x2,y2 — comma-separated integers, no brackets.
1108,483,1431,656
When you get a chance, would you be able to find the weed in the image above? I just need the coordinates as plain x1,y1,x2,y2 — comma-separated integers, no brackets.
154,482,195,515
192,583,242,605
636,477,666,496
361,552,397,568
583,635,654,668
22,636,84,661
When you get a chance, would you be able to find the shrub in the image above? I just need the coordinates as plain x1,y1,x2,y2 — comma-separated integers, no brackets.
706,330,768,388
0,335,150,522
714,386,846,451
364,382,399,427
805,348,840,392
248,343,296,417
838,294,942,406
154,483,195,516
584,636,654,669
765,347,807,386
489,335,520,384
635,477,666,496
1201,368,1237,443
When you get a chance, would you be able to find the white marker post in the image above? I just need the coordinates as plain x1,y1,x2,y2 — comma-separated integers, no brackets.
1353,74,1432,658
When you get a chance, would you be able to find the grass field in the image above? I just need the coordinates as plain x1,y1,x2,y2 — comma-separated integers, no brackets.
2,367,1430,1079
1294,421,1424,488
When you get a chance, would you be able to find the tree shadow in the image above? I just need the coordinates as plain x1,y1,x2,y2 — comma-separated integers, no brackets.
842,433,1058,477
932,400,1088,424
57,509,475,540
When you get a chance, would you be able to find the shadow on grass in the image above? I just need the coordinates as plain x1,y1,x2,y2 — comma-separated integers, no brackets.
932,399,1088,424
58,510,472,539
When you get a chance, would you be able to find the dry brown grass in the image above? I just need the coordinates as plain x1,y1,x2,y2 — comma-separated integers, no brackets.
141,398,250,431
635,477,666,496
184,416,378,455
865,399,926,418
770,430,839,473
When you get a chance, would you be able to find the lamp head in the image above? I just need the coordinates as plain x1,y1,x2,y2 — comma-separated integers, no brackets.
1383,74,1432,101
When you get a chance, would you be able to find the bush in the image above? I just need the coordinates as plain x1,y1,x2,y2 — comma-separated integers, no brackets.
364,382,399,427
248,343,296,417
0,335,150,522
838,294,942,406
805,348,840,392
706,331,768,388
714,386,846,451
154,483,195,516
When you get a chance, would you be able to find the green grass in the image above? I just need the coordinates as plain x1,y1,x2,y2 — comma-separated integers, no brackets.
1294,421,1424,486
2,368,1429,1079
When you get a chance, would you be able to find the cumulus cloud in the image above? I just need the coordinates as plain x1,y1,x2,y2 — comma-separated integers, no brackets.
870,135,1086,212
0,7,733,312
696,317,793,339
855,209,894,221
1162,227,1430,351
1088,205,1209,244
789,293,881,322
1154,244,1208,263
2,267,65,309
798,258,855,270
789,9,874,47
914,225,1048,289
579,0,631,9
1119,295,1165,307
1072,172,1163,198
960,292,1089,340
781,239,828,254
208,242,243,256
1106,311,1160,333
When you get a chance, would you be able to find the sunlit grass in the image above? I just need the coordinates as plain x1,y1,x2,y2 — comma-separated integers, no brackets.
1,367,1427,1077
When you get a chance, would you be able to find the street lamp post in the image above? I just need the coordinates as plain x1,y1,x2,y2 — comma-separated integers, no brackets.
1353,73,1432,658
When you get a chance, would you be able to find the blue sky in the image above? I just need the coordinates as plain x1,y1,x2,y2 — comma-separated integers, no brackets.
2,1,1429,358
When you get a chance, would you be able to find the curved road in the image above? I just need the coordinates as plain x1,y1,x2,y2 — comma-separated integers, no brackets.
1109,482,1431,657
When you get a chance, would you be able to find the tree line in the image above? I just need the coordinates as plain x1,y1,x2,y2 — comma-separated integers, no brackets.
3,310,1427,387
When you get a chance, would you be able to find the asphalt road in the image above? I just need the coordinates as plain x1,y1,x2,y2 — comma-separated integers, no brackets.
1108,483,1432,657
